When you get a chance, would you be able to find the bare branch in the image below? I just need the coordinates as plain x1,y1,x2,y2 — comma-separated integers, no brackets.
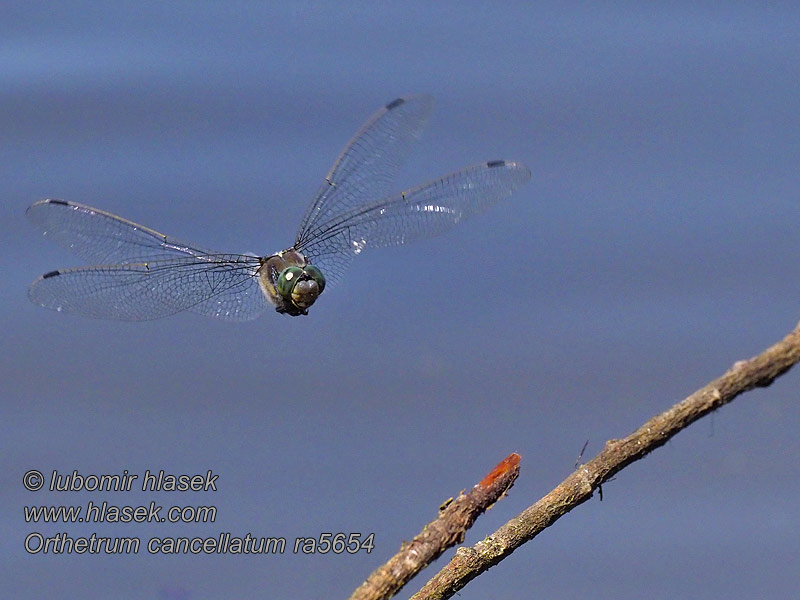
348,453,521,600
411,321,800,600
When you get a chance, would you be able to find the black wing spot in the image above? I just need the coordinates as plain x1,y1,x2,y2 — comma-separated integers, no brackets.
42,270,61,279
487,160,506,168
47,199,70,206
385,98,405,110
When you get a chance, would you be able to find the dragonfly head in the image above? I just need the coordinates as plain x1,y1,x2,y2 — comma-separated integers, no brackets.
277,264,326,311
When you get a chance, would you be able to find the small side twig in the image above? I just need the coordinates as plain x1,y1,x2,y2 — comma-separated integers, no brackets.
410,321,800,600
348,453,521,600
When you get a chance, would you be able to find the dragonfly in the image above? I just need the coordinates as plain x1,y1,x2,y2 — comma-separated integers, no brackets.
27,95,531,321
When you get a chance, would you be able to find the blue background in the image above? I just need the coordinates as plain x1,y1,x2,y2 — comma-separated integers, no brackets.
2,2,799,598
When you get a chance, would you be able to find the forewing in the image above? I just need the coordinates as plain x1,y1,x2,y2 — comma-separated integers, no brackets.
26,199,217,264
27,199,269,321
29,254,268,321
295,95,434,246
297,160,531,283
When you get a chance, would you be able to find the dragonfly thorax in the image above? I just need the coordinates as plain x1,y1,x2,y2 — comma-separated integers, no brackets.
257,248,326,316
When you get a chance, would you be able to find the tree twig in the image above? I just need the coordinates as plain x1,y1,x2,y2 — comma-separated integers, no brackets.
410,320,800,600
348,453,521,600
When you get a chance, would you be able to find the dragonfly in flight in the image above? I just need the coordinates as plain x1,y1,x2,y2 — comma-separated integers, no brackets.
27,95,530,321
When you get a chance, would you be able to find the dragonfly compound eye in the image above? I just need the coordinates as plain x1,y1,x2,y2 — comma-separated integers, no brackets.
291,277,321,309
303,265,326,294
277,266,304,300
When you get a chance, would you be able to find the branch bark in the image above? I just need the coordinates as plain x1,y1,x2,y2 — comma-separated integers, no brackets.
409,320,800,600
348,453,520,600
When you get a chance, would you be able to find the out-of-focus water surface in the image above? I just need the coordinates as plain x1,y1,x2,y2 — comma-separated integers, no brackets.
2,3,799,599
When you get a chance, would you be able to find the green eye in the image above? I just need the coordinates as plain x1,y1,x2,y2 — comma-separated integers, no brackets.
277,266,304,299
304,265,326,294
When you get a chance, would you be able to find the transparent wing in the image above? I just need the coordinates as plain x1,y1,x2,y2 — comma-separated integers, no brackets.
295,95,434,247
26,199,219,264
27,199,268,321
296,160,531,282
28,255,267,321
